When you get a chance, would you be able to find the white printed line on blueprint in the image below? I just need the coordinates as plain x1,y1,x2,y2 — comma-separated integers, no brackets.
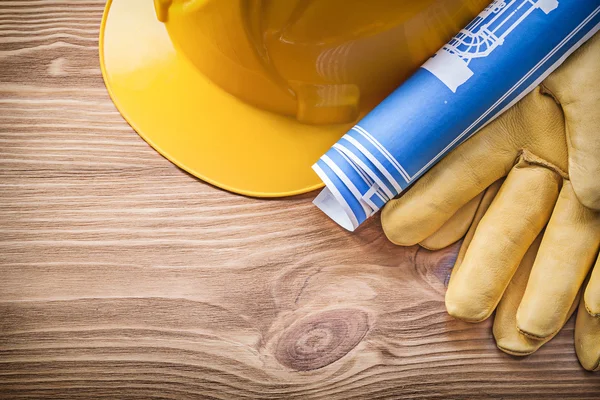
482,20,600,140
351,125,411,182
494,0,537,39
333,146,374,187
321,154,373,218
341,134,403,195
333,142,394,201
487,0,517,27
312,163,359,230
413,6,600,180
372,190,387,205
363,185,383,212
332,146,389,204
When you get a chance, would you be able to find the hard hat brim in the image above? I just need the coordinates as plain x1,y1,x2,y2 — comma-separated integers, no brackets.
100,0,351,197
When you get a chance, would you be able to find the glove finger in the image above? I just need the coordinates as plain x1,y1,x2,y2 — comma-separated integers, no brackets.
494,234,544,355
494,234,579,356
575,274,600,372
381,124,519,247
517,181,600,339
542,32,600,210
584,256,600,317
449,179,503,284
446,161,561,322
419,191,484,251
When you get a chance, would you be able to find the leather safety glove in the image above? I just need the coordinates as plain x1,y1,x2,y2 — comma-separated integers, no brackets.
454,180,600,371
381,33,600,370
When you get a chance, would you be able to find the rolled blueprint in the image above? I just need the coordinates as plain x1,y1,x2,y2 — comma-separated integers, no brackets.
313,0,600,231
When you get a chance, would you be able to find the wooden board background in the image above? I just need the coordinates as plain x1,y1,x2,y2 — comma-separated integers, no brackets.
1,1,599,398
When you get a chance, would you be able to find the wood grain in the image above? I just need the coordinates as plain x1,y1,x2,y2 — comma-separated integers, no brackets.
0,1,599,399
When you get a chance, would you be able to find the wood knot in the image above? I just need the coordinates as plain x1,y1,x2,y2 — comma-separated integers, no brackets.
275,309,369,371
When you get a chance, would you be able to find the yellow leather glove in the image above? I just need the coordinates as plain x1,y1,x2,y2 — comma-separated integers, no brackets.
381,32,600,370
454,180,600,370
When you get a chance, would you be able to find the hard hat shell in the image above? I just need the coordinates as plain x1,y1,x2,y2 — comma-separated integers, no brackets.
100,0,487,197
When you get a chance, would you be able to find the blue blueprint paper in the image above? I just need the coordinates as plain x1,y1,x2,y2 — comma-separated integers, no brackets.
313,0,600,231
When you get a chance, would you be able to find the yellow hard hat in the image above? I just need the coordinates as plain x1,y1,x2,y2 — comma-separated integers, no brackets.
100,0,487,197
